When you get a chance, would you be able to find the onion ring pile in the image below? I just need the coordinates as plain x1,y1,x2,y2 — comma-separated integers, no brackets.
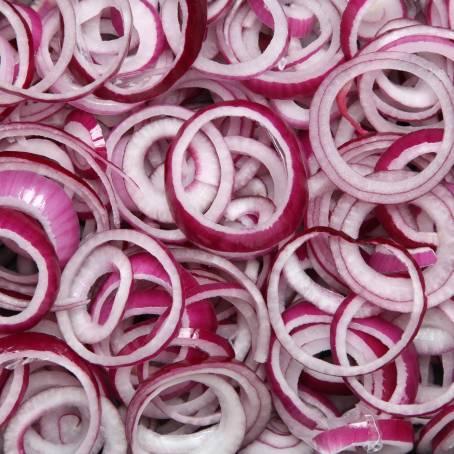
0,1,453,453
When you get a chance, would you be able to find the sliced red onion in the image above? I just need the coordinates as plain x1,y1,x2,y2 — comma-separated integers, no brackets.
0,333,101,453
125,359,271,453
64,109,107,177
310,52,454,204
0,122,117,224
313,417,414,453
56,229,184,366
0,1,453,450
0,0,34,106
5,386,127,453
0,208,60,332
0,363,29,427
171,247,270,363
186,0,289,79
341,0,407,58
267,227,425,377
207,0,233,24
165,100,307,256
0,152,109,232
1,0,133,103
0,170,79,265
248,0,315,38
329,185,454,309
96,0,207,103
239,417,313,453
245,0,344,99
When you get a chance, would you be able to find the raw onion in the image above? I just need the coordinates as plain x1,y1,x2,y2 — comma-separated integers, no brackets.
0,1,452,453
